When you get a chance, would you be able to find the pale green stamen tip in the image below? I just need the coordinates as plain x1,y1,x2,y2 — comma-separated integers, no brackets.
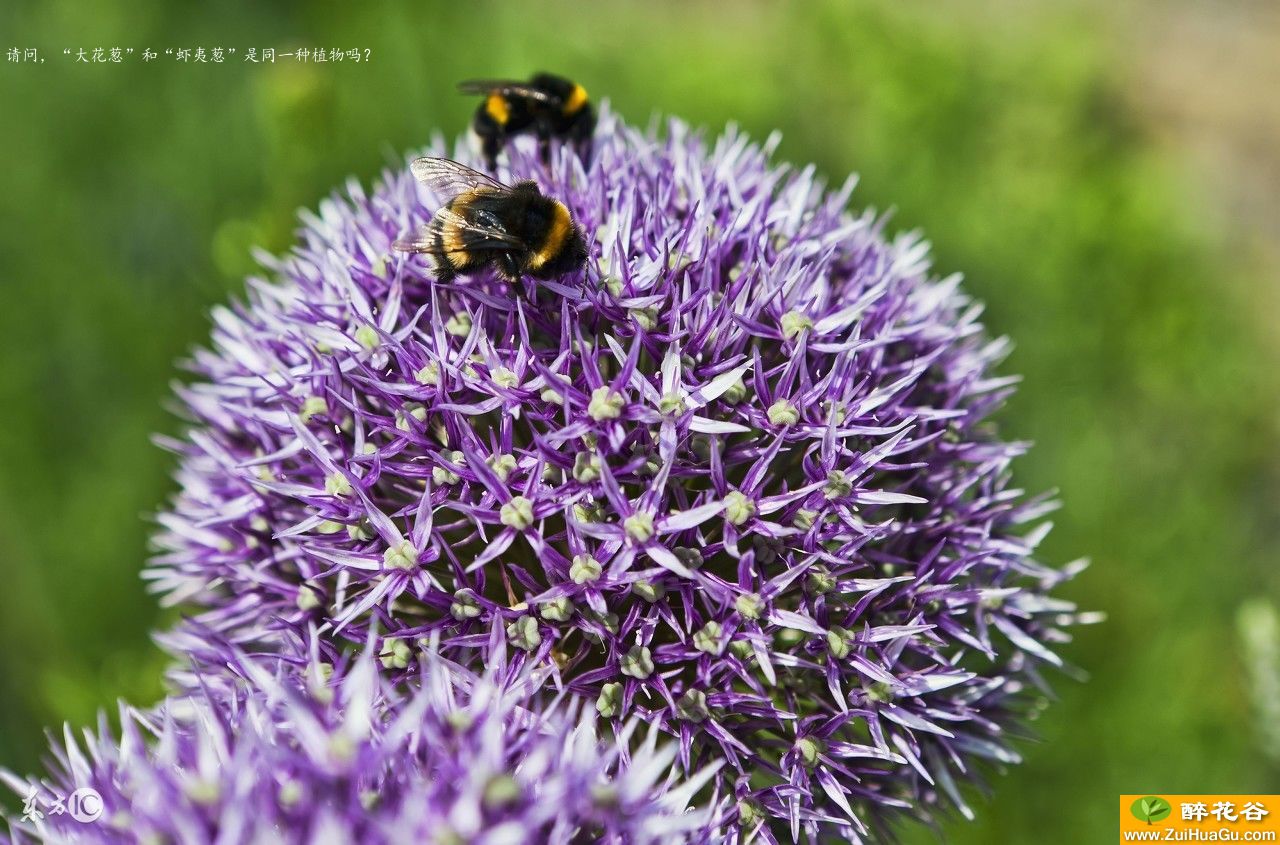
824,470,853,499
432,450,464,486
693,621,724,655
658,392,685,415
379,639,412,669
415,362,440,385
629,307,659,330
632,580,665,602
540,596,574,622
826,626,851,659
624,512,654,543
591,783,619,809
354,325,379,350
570,554,603,584
675,689,709,722
300,395,327,422
588,386,625,421
735,592,765,620
673,546,704,569
184,778,220,805
781,310,813,340
396,402,427,431
767,399,800,426
796,736,825,767
325,472,352,497
594,611,619,635
506,615,541,651
573,501,604,523
383,539,417,570
326,731,356,762
596,682,623,717
500,496,535,530
483,774,521,809
724,491,756,526
445,313,472,337
866,681,895,703
278,781,303,807
446,710,473,731
572,452,601,483
492,367,519,388
296,583,323,611
806,564,836,594
488,453,517,482
620,645,654,679
450,589,482,620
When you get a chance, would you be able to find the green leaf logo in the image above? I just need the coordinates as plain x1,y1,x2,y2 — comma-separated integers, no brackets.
1130,796,1172,824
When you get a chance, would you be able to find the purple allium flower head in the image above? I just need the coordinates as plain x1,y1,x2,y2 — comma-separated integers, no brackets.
3,631,725,844
143,108,1090,839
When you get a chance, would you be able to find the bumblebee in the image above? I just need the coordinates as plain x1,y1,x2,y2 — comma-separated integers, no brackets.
459,73,595,168
393,157,588,284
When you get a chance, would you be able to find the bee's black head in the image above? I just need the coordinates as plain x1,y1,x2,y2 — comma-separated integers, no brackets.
530,72,576,96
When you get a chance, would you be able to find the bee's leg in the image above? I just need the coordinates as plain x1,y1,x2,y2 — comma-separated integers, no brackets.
498,252,522,282
535,117,554,165
569,121,594,166
481,132,502,171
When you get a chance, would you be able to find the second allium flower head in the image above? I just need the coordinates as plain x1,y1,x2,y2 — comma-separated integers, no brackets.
7,632,723,843
140,105,1087,840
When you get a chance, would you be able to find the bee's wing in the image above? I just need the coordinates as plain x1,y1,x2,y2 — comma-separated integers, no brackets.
392,207,524,256
457,79,556,103
431,206,526,253
409,157,510,197
391,227,434,254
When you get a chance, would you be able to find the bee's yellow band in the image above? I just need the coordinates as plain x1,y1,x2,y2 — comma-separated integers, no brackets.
485,92,510,125
563,84,588,116
530,201,572,270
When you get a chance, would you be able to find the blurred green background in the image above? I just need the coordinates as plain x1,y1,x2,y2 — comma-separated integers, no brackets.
1,0,1278,841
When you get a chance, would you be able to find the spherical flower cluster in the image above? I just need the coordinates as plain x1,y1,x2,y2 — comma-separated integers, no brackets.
2,632,723,844
136,109,1087,839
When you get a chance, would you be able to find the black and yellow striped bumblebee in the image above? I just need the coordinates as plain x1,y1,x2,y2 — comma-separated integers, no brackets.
393,157,588,284
459,73,595,168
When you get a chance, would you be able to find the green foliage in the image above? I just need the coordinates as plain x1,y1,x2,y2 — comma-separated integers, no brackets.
0,1,1275,840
